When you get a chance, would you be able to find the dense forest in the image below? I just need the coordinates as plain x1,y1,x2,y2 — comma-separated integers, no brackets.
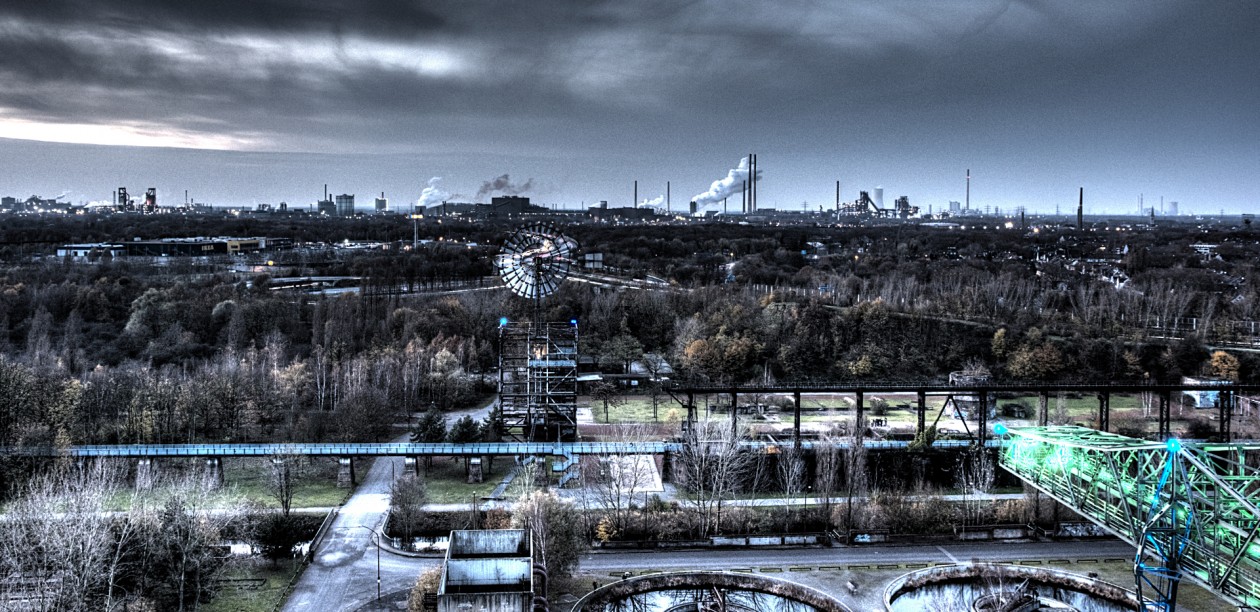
2,214,1259,465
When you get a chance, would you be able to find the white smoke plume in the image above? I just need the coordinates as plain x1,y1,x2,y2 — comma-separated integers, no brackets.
476,174,534,200
638,195,664,208
416,177,451,209
692,156,759,209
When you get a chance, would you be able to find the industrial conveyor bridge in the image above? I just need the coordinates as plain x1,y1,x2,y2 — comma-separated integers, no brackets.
999,425,1260,611
1,438,1001,459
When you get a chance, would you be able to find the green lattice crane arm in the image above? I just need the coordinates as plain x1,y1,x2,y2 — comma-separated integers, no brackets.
996,425,1260,611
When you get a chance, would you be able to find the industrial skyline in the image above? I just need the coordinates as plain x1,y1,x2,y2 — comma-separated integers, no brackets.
0,1,1256,214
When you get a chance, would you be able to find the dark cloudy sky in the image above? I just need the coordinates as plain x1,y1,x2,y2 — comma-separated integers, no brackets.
1,0,1256,214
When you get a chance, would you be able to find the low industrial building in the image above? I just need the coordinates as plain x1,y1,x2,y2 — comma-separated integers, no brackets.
56,237,293,259
438,529,538,612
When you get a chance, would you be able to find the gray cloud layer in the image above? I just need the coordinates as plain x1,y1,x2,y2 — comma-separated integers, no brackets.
1,1,1257,211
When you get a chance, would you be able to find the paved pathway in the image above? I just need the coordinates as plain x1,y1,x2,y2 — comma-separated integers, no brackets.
283,404,496,612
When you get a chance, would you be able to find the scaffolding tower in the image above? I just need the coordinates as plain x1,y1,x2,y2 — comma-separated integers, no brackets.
498,321,578,442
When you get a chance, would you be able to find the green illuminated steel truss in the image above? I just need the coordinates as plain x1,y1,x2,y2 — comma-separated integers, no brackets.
999,426,1260,611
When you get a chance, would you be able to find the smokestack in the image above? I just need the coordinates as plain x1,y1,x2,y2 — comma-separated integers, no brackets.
324,184,328,201
634,180,638,208
751,154,757,212
184,189,188,206
835,181,840,211
965,169,971,211
690,200,697,215
741,179,746,213
1077,187,1084,230
666,181,671,213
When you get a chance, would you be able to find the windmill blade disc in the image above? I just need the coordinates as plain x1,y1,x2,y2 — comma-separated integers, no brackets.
497,222,578,299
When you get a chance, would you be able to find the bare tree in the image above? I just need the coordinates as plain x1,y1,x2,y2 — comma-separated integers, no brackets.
957,449,996,529
587,424,658,538
1051,392,1071,425
813,435,842,529
776,444,806,532
672,417,754,537
269,451,302,517
0,461,121,611
511,490,587,580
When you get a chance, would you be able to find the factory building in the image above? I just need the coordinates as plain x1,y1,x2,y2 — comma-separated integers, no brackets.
374,192,387,212
335,193,355,217
57,237,293,258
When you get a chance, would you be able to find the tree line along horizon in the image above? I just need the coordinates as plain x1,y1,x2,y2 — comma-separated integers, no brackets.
1,216,1258,455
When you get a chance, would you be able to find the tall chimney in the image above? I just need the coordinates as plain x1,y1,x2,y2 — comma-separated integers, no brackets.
634,180,638,208
751,154,757,212
741,180,746,214
835,181,840,211
1077,187,1084,230
965,169,970,211
666,181,671,213
690,200,697,215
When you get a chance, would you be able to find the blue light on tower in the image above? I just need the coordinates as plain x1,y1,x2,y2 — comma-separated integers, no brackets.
1166,437,1181,453
570,319,578,326
993,423,1008,437
499,317,509,327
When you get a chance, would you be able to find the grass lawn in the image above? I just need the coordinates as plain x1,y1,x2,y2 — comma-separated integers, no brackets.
224,457,356,509
204,556,303,612
101,457,354,512
419,456,500,504
585,392,1217,440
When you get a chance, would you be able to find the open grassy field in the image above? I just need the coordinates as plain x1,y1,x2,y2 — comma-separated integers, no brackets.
419,455,501,503
204,557,303,612
583,392,1232,439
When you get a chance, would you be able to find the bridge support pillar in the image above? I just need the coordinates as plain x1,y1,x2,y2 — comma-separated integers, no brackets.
730,391,738,436
976,390,988,445
916,391,926,438
1220,388,1234,443
1097,392,1110,432
404,456,420,477
135,458,155,490
203,457,224,489
854,391,864,438
337,457,356,488
1038,392,1049,427
467,457,484,483
793,390,802,449
1158,391,1172,440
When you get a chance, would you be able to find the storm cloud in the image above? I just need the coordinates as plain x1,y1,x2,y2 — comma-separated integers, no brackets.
0,1,1257,212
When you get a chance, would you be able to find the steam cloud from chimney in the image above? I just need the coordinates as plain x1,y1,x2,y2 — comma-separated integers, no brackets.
638,195,665,208
416,177,451,209
692,157,759,209
476,174,534,200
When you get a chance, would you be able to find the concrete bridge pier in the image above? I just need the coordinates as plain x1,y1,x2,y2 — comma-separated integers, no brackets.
404,456,420,477
337,457,356,488
467,457,484,483
135,458,155,490
203,457,224,488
